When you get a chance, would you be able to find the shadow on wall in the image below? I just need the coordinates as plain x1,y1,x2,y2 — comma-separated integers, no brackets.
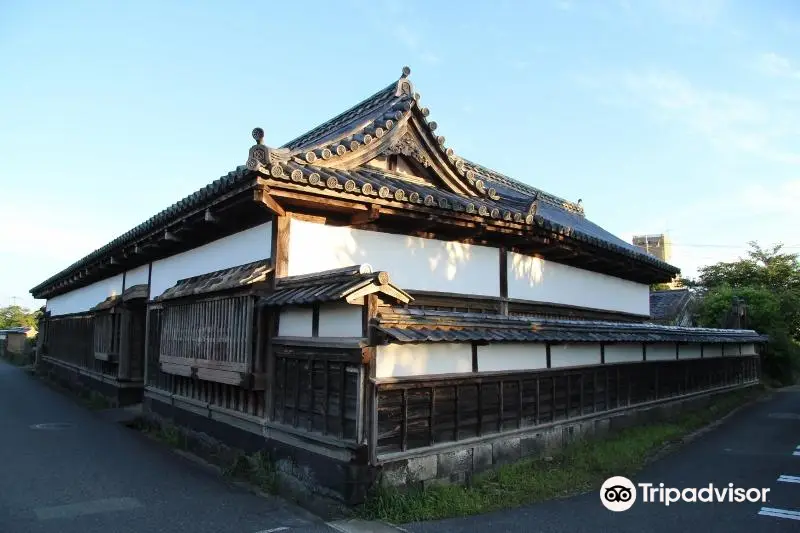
511,253,546,287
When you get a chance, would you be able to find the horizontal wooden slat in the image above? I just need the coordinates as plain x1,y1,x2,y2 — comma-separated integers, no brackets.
159,354,248,373
196,367,248,386
160,362,194,377
94,351,118,362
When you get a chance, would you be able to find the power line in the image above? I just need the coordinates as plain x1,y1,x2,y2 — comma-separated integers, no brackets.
667,243,800,250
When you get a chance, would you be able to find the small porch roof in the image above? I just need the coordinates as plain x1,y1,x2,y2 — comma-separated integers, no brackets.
259,265,412,306
375,308,768,344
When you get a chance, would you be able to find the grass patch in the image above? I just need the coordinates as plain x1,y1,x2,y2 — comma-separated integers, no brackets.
358,387,764,523
128,416,278,495
222,451,278,494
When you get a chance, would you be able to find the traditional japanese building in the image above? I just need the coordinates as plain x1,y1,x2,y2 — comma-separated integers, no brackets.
30,67,765,504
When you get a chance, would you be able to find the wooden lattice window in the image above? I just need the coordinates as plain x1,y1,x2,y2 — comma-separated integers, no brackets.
94,311,121,361
158,295,259,387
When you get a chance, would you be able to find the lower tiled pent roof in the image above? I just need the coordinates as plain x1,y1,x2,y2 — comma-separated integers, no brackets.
156,259,272,301
375,308,767,344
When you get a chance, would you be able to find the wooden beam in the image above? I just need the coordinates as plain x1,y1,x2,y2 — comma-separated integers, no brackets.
350,204,381,226
204,208,218,223
254,187,287,217
163,230,179,242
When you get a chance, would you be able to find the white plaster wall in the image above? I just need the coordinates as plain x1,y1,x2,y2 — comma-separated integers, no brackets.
550,343,601,368
605,344,643,364
318,302,364,337
278,307,314,337
723,344,741,356
507,252,650,315
149,222,272,298
646,343,677,361
46,274,124,316
678,344,702,359
740,343,758,356
376,343,473,378
703,344,723,358
476,343,548,372
124,264,150,288
288,219,499,296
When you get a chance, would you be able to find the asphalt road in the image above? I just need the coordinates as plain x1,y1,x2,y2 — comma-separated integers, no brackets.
5,358,799,533
0,360,332,533
405,386,800,533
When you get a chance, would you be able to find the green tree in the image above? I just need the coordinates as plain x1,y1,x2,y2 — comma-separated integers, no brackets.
689,242,800,385
0,305,39,329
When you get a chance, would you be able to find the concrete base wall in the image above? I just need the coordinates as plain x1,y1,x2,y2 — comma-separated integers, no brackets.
377,383,758,489
143,393,375,517
37,357,143,407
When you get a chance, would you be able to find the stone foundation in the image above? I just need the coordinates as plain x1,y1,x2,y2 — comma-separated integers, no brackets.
37,357,143,407
142,392,375,518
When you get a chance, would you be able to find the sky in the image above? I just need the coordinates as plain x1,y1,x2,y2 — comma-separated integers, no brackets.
1,0,798,311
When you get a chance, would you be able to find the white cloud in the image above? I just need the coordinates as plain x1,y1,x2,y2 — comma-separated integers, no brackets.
635,179,800,277
758,52,800,80
603,69,800,164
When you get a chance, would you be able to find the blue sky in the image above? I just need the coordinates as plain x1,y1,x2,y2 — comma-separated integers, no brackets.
1,0,798,310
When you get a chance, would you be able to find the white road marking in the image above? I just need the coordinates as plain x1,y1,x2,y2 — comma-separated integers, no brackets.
793,451,800,456
759,507,800,521
255,528,290,533
34,497,143,520
327,518,407,532
778,475,800,484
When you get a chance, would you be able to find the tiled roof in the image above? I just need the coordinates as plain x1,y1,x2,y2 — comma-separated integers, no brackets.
249,69,679,275
375,308,767,344
121,284,149,302
650,289,695,323
32,67,680,299
259,265,412,306
91,295,120,312
0,327,33,335
156,259,272,301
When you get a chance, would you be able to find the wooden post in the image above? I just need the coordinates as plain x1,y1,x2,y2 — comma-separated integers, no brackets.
271,215,290,285
499,246,508,316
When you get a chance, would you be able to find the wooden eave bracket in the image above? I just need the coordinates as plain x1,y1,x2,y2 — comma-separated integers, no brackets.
350,204,381,225
253,186,286,217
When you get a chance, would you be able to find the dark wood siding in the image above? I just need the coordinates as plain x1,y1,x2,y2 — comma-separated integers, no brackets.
376,356,759,455
272,344,363,442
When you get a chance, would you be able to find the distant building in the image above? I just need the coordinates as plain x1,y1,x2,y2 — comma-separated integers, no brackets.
0,326,36,355
632,234,672,263
649,289,696,327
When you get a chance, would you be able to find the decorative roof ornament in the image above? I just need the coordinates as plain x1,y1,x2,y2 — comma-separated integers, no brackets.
246,127,290,173
386,132,431,167
395,65,414,97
